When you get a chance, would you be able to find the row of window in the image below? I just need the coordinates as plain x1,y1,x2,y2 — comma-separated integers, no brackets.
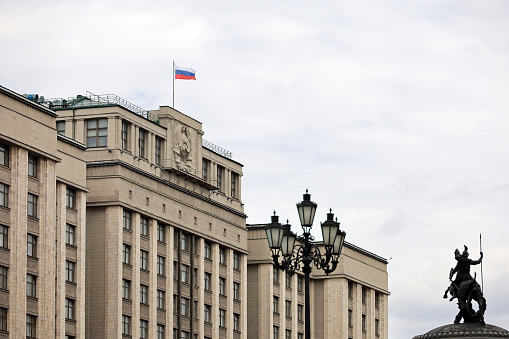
0,184,77,212
201,159,240,198
273,326,303,339
273,266,304,292
0,224,76,252
273,296,304,321
0,309,38,337
348,281,382,308
0,144,37,177
348,310,381,335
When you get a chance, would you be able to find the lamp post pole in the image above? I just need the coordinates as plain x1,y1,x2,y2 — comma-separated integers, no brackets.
265,190,346,339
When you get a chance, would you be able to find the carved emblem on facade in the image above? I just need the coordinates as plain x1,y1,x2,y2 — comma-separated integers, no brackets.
173,123,193,171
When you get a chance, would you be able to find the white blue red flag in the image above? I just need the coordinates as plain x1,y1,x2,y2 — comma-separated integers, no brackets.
175,65,196,80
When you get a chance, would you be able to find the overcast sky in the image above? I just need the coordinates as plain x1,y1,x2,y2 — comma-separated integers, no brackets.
2,0,509,337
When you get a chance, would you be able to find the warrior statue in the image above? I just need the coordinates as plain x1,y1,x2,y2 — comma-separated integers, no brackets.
443,245,486,324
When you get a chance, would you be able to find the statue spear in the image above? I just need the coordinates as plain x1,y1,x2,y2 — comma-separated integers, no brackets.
480,233,484,293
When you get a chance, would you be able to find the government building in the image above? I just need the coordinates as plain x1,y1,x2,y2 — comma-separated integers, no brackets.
0,84,388,339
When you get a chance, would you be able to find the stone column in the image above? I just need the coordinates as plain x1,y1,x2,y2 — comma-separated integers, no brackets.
149,218,158,337
131,212,141,339
76,189,86,338
55,183,66,338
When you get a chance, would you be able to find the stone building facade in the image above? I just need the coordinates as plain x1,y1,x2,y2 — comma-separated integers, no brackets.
0,85,87,338
247,224,389,339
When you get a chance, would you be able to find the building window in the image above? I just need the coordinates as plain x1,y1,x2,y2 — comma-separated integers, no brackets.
375,291,380,309
194,300,198,319
204,272,211,291
298,333,303,339
157,290,165,309
138,129,146,158
28,155,37,178
181,264,190,284
233,313,240,331
140,250,148,270
233,282,240,300
219,277,226,296
0,144,8,167
0,184,8,208
140,284,148,305
121,120,130,151
26,314,37,338
233,252,240,270
123,244,131,264
173,294,178,313
348,309,353,327
362,286,367,304
217,166,224,192
202,158,210,181
181,297,190,316
140,319,148,339
0,266,7,290
298,304,303,321
219,308,226,327
27,193,37,218
57,121,65,135
157,324,165,339
122,315,131,336
285,273,292,288
155,137,162,165
273,266,279,284
231,172,239,198
0,307,6,332
27,234,37,258
273,326,279,339
181,330,190,339
66,261,75,283
219,247,226,265
123,210,131,230
66,188,76,209
65,298,75,320
66,224,75,246
157,223,165,243
375,318,380,336
204,304,211,323
273,296,279,314
122,279,131,300
194,268,198,287
362,314,367,332
285,300,292,318
140,216,148,236
157,256,165,276
286,329,291,339
348,281,354,299
204,241,211,259
27,274,37,298
0,225,8,249
181,233,189,251
86,118,107,147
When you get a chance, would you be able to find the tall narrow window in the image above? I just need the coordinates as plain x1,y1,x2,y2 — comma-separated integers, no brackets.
140,216,148,236
231,172,239,198
204,304,211,323
57,120,65,136
285,272,292,288
157,256,165,276
375,291,380,309
123,210,131,230
26,314,37,338
217,165,224,192
0,307,7,332
375,319,380,336
65,298,75,320
181,233,189,251
202,158,210,181
157,223,165,242
0,184,7,207
140,319,148,339
140,285,148,305
66,224,75,246
27,234,37,257
122,315,131,336
123,244,131,264
273,326,279,339
348,309,353,327
0,225,8,249
66,261,75,283
122,279,131,300
27,193,37,218
219,247,226,264
273,266,279,284
27,274,37,297
219,309,226,327
362,286,367,304
181,297,190,316
362,314,367,332
0,144,8,167
157,324,165,339
273,296,279,313
348,281,354,299
233,252,240,270
286,329,291,339
219,277,225,296
285,300,292,318
298,304,303,321
157,290,165,309
28,155,37,178
121,120,130,151
204,241,211,259
181,264,190,284
0,266,7,290
140,250,148,270
204,272,211,291
66,188,76,209
155,137,162,165
233,282,240,300
233,313,240,331
86,118,107,147
138,129,146,158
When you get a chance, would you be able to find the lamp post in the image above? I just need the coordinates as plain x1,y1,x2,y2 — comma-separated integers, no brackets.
265,190,346,339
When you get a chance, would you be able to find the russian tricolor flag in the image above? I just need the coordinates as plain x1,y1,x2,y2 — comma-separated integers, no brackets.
175,65,196,80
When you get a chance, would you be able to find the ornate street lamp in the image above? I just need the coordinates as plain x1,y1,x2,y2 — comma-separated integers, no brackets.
265,190,346,339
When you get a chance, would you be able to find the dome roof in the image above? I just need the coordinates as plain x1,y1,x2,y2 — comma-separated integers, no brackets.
413,323,509,338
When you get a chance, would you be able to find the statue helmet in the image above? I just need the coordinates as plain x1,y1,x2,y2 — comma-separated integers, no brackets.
462,245,469,257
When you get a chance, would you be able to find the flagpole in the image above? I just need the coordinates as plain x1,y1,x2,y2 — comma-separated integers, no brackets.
172,60,175,108
480,233,484,293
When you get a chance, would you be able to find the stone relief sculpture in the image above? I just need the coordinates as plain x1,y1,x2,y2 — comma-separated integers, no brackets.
443,245,486,324
173,124,193,171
